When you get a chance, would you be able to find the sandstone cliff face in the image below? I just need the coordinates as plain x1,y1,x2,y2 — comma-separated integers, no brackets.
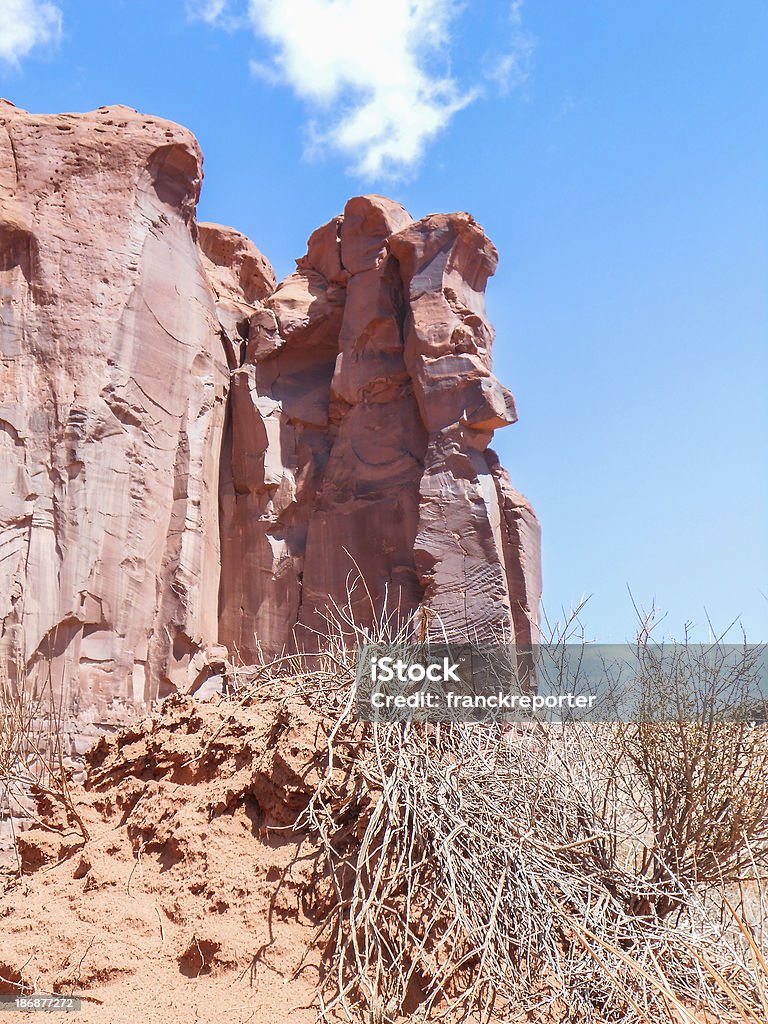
0,101,541,715
0,101,228,714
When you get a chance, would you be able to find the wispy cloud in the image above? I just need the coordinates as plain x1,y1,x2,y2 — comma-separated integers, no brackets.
192,0,531,180
193,0,227,21
0,0,63,66
486,5,535,97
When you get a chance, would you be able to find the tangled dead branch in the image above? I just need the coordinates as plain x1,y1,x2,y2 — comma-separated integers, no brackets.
243,590,768,1023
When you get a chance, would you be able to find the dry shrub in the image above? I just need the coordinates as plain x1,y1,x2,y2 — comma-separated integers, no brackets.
301,717,768,1022
257,592,768,1023
559,641,768,918
0,645,85,871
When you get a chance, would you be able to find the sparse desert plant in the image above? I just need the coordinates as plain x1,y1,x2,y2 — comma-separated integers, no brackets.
257,584,768,1023
0,641,86,872
553,638,768,920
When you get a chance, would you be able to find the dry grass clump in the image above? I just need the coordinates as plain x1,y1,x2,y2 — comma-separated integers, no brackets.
1,652,83,871
300,716,768,1022
240,594,768,1024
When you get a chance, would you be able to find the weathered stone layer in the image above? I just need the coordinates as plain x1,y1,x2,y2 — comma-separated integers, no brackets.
0,102,541,717
0,101,228,716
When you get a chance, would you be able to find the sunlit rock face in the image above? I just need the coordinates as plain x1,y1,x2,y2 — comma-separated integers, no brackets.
0,101,541,717
0,101,229,712
218,197,542,661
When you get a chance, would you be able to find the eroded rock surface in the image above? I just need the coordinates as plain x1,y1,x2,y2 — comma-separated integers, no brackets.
0,101,541,714
0,101,228,710
218,197,542,660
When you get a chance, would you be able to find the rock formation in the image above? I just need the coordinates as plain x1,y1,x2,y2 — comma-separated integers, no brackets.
0,101,541,719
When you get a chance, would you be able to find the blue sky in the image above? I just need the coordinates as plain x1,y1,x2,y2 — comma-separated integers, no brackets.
2,0,766,641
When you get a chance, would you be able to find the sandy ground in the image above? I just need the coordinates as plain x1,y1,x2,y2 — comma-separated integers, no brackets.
0,690,328,1023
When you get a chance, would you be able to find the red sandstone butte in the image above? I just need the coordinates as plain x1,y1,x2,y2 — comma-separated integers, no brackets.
0,101,541,719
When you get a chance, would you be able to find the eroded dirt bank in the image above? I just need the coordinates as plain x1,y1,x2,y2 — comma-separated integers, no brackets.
0,689,335,1023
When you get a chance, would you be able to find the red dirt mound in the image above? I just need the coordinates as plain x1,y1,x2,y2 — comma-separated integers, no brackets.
0,688,332,1023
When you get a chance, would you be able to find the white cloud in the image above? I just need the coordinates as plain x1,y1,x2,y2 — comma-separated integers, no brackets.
245,0,473,179
0,0,62,66
193,0,531,180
